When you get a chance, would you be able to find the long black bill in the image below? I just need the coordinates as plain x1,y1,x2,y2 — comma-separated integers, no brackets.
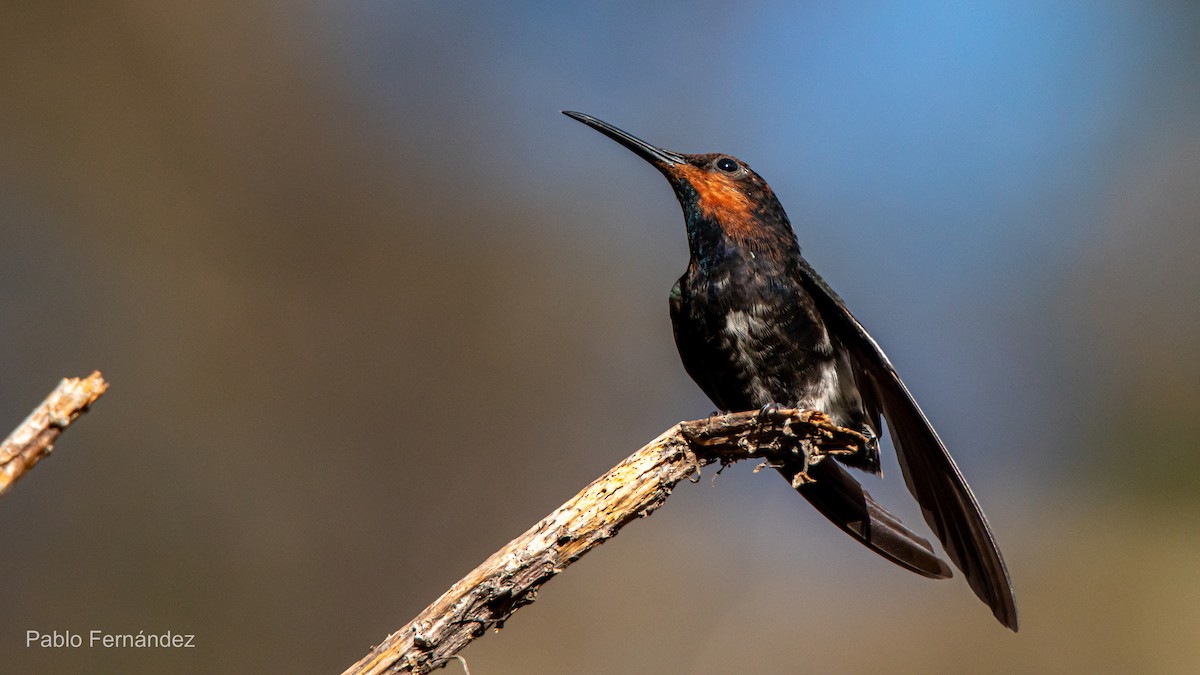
562,111,685,168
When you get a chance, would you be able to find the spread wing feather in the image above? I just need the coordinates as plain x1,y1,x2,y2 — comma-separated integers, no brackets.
795,259,1019,631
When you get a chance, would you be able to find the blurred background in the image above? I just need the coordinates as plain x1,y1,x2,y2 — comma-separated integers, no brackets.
2,1,1199,672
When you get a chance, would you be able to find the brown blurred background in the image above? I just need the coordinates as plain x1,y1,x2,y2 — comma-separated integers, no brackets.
2,2,1199,673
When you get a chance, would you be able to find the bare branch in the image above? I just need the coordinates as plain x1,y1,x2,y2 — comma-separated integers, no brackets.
343,408,866,675
0,371,109,498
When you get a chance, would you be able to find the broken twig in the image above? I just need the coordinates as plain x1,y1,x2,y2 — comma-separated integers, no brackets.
0,371,109,498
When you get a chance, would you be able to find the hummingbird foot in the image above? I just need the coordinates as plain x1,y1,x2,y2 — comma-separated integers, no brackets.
756,401,787,420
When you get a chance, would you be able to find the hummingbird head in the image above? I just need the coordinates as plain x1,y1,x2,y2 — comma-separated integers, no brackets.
563,111,797,262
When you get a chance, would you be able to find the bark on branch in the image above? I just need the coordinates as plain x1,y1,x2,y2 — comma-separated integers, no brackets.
343,408,867,675
0,371,109,498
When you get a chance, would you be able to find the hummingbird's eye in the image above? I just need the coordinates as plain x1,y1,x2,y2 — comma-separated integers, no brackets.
715,157,739,173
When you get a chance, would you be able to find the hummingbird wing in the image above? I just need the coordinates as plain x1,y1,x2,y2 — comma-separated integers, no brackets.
788,460,952,579
794,258,1019,631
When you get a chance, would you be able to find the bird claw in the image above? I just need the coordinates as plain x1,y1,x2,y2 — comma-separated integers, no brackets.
757,402,786,420
789,469,817,488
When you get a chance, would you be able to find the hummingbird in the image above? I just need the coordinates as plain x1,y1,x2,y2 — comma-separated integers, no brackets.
563,111,1017,631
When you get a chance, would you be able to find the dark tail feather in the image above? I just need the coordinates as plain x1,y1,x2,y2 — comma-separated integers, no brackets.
784,459,953,579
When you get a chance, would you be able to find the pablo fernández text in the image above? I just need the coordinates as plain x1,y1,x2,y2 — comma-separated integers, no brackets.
26,630,196,649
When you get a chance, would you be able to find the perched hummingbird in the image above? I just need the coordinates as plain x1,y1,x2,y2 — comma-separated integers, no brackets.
564,111,1017,631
